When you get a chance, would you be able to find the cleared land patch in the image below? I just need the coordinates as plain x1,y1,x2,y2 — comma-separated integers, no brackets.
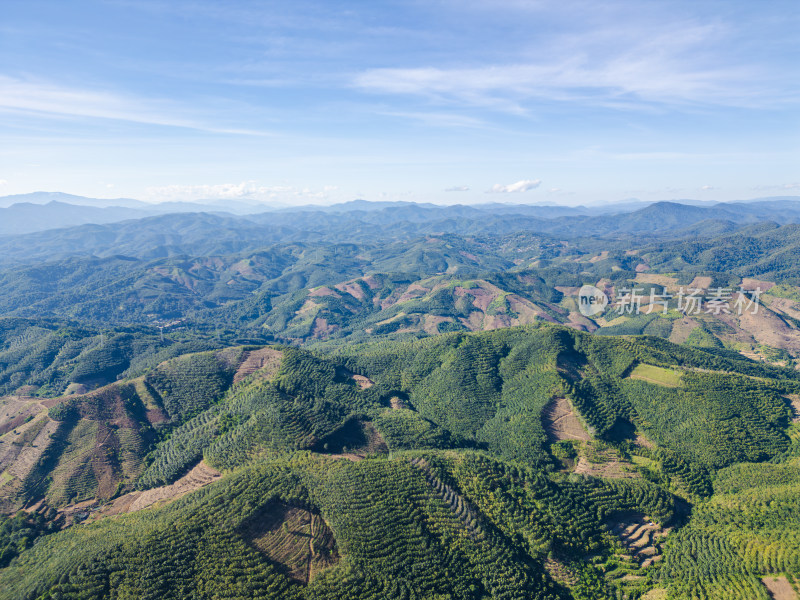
314,419,387,456
607,513,670,568
241,501,338,584
234,348,283,384
127,461,220,512
542,397,591,442
762,576,798,600
62,461,223,521
788,395,800,422
574,454,639,479
628,364,682,387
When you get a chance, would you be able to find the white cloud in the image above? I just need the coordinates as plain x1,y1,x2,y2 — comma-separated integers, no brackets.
487,179,541,193
700,185,715,190
0,76,270,135
0,179,7,186
144,181,338,203
445,185,470,192
353,20,785,111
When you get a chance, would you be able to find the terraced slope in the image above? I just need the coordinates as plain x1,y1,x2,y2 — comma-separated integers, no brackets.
1,326,800,599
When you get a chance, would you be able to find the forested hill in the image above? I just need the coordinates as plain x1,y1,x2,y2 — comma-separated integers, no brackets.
2,196,800,600
2,325,800,599
3,197,800,267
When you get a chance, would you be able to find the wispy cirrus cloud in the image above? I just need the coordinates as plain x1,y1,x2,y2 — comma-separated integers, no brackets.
487,179,541,193
445,185,470,192
0,75,270,135
353,19,792,112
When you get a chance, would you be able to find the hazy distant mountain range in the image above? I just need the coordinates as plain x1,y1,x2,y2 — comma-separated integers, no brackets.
3,192,800,600
1,191,799,236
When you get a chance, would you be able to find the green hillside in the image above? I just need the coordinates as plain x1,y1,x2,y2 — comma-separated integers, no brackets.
2,325,800,599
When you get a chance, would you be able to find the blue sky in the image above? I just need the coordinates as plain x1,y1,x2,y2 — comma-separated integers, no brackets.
1,0,798,206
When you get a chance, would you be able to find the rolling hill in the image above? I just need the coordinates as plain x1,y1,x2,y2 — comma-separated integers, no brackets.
2,326,800,598
1,197,800,599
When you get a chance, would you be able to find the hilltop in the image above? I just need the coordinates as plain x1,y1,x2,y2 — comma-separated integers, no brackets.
1,326,800,598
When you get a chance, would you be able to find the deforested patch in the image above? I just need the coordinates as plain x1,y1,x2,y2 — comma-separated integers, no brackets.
234,348,283,384
240,501,338,584
542,397,591,443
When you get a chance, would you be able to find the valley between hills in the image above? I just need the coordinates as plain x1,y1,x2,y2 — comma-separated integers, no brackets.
1,198,800,599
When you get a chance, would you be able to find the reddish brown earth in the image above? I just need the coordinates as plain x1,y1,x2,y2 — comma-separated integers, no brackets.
308,286,341,298
542,398,591,443
233,348,283,384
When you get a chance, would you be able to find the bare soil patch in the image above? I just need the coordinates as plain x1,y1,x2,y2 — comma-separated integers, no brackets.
422,314,452,335
574,456,639,479
308,286,341,298
574,442,639,480
607,513,670,568
396,283,430,303
565,312,594,332
543,558,578,587
785,395,800,423
689,276,713,290
362,275,380,290
234,348,283,384
63,383,90,396
241,501,338,584
311,317,338,339
337,367,374,390
635,274,679,291
126,461,221,513
462,310,486,331
145,408,169,425
768,298,800,321
542,398,591,443
762,576,798,600
739,307,800,355
351,374,373,389
334,280,367,300
669,317,700,344
0,396,44,436
457,285,495,312
4,418,59,481
555,286,580,296
742,278,776,292
506,296,542,324
483,314,512,330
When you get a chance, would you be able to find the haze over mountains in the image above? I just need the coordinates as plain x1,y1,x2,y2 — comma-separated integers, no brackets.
1,191,799,238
